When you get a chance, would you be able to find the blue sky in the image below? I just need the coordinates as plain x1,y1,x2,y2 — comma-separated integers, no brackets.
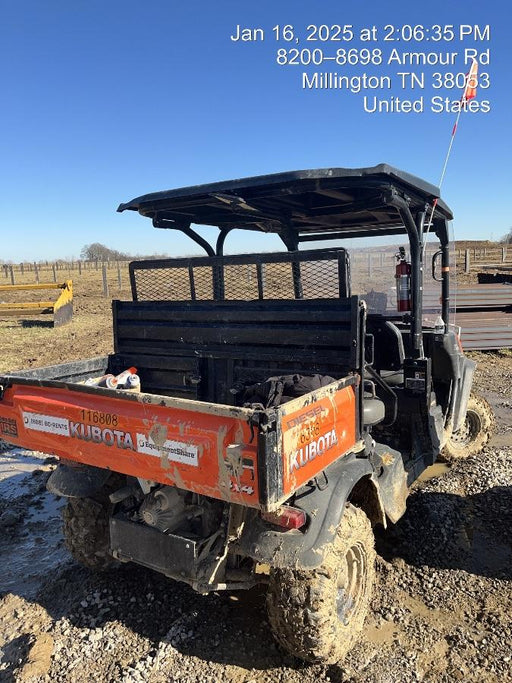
0,0,508,261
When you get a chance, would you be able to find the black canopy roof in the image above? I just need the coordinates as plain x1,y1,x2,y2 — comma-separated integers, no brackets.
117,164,452,241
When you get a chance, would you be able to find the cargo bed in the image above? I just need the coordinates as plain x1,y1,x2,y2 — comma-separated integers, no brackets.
0,356,359,511
0,281,364,511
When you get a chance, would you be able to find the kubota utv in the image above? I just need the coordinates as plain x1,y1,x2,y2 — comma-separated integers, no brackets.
0,165,492,662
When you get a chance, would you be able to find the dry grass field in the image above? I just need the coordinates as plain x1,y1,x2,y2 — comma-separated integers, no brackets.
0,264,131,373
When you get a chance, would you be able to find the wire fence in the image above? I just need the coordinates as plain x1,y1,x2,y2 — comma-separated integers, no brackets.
0,260,132,296
1,246,511,294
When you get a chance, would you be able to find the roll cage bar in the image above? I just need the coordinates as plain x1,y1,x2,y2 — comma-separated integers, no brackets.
118,165,453,359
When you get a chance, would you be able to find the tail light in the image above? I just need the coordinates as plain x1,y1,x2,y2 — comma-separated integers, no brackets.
260,505,307,530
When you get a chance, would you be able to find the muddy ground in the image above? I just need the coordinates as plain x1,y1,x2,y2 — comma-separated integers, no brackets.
0,272,511,682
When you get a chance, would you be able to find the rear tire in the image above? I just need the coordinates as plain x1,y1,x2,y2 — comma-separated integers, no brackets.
442,393,494,461
62,489,115,571
266,504,375,664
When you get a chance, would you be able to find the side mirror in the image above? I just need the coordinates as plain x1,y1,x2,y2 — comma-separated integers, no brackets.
431,250,443,282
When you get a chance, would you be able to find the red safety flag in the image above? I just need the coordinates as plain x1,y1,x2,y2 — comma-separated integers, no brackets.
462,59,478,102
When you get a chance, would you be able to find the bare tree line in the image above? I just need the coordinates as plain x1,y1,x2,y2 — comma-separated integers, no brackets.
1,243,170,266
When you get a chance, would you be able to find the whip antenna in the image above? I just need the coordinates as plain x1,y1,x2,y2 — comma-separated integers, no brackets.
423,58,479,246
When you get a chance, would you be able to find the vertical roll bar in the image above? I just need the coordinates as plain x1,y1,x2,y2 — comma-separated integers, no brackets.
392,195,424,358
439,221,450,327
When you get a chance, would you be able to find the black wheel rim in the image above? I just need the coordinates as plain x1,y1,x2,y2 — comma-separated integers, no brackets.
451,409,482,447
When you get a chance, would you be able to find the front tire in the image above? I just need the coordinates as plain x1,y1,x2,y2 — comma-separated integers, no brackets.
266,504,375,664
442,393,494,461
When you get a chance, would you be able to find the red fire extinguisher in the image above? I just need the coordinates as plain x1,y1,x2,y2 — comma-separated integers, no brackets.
395,247,411,312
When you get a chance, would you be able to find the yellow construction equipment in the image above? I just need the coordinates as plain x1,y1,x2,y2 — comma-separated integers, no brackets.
0,281,73,327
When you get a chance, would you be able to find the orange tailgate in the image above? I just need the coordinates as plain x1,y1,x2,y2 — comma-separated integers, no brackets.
0,383,259,508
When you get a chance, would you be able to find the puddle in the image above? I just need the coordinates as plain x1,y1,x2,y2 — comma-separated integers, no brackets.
398,591,461,627
364,620,397,645
490,431,512,448
0,492,66,599
0,449,67,599
479,391,512,447
417,462,451,483
0,449,53,499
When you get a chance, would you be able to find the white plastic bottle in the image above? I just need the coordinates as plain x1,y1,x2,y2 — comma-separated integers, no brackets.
434,315,445,334
125,374,141,390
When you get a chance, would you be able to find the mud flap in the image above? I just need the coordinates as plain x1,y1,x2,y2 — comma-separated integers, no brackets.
372,444,408,524
46,463,112,498
451,357,476,432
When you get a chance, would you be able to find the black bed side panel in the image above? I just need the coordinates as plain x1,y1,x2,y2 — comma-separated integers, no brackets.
4,357,109,384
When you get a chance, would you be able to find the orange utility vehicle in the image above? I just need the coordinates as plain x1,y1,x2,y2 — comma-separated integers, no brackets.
0,166,490,663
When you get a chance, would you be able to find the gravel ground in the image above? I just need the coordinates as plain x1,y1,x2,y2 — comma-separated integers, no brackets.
0,352,511,682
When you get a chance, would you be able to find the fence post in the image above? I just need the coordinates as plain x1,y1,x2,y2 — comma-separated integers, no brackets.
102,264,109,297
9,265,15,285
367,252,372,277
52,264,57,282
464,249,470,274
78,260,82,275
34,262,40,283
502,247,507,263
117,262,122,289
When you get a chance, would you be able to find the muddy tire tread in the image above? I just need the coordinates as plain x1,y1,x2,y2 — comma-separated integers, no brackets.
266,504,375,664
443,393,495,461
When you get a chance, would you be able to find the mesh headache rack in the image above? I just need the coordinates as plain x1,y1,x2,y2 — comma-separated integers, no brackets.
129,249,350,302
